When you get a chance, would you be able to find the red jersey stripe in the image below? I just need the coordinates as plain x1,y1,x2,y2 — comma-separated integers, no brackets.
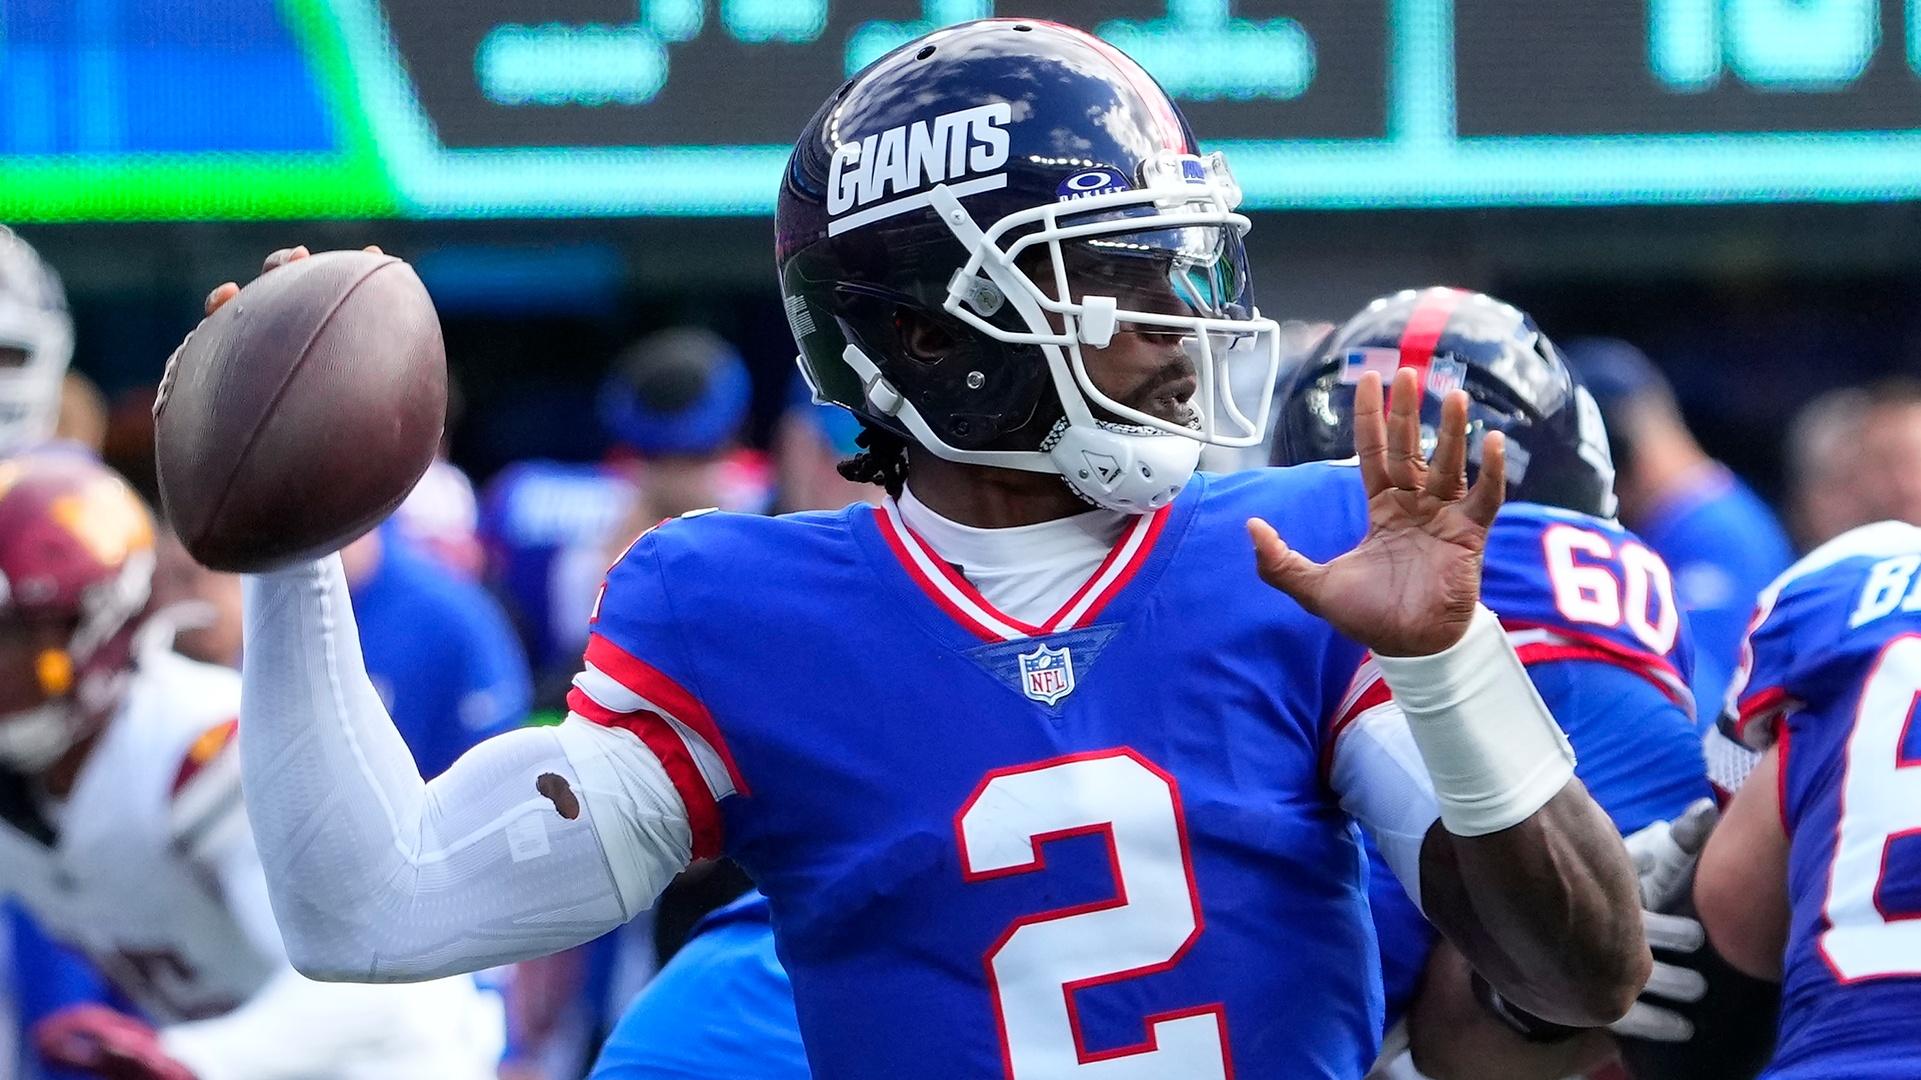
1066,504,1170,630
171,717,239,798
1511,641,1691,710
1321,677,1394,780
872,508,1016,641
567,686,724,860
1735,684,1793,747
1501,619,1688,688
583,633,750,795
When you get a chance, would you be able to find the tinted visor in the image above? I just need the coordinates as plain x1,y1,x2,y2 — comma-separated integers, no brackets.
1046,208,1253,324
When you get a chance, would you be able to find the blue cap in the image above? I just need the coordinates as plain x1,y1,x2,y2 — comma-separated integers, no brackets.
1559,337,1670,412
597,329,751,456
786,374,865,457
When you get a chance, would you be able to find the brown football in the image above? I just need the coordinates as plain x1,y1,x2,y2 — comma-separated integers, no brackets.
154,250,445,573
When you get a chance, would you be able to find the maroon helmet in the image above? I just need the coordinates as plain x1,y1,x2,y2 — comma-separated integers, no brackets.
0,453,156,771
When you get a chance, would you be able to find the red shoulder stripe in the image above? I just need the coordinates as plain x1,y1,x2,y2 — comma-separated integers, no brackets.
1321,677,1394,781
1734,685,1792,748
583,633,748,796
568,687,723,861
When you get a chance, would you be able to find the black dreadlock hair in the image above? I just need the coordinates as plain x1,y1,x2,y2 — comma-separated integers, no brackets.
837,420,911,500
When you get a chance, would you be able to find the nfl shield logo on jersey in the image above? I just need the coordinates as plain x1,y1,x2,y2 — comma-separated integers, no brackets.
1018,643,1076,706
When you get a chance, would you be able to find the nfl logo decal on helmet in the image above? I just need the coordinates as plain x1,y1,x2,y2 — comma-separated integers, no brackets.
1018,642,1076,706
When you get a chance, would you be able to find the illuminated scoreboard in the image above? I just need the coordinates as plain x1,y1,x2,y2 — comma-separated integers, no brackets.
4,0,1921,220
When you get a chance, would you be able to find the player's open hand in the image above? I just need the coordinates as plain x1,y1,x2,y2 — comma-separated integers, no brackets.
1248,367,1505,656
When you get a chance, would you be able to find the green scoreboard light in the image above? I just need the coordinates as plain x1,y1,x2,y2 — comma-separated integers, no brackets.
5,0,1921,221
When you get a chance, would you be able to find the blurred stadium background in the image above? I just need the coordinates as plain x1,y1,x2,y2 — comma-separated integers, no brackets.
10,0,1921,498
4,1,1920,1078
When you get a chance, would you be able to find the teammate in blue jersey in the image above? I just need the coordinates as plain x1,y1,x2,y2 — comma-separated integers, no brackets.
1691,521,1921,1078
478,328,763,675
1562,338,1794,719
1275,288,1713,1079
215,22,1647,1080
587,891,807,1080
343,522,531,779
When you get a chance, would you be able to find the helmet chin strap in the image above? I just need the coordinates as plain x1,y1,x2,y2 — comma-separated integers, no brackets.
1047,419,1198,513
842,343,1200,514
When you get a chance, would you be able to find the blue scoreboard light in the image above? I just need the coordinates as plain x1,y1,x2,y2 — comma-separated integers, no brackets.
5,0,1921,220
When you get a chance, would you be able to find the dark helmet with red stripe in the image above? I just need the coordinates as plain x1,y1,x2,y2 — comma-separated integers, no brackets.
1271,287,1618,518
778,19,1281,513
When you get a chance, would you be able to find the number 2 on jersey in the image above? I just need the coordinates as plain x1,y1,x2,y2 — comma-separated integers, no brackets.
956,749,1230,1079
1823,633,1921,981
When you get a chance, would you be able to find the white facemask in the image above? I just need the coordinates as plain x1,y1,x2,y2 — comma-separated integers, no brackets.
836,153,1280,516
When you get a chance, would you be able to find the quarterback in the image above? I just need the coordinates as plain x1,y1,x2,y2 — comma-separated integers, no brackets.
221,21,1645,1079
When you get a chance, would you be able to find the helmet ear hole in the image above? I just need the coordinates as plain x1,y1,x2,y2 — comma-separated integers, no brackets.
895,309,953,365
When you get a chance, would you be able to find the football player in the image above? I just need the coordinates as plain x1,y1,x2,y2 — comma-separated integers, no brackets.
1693,520,1921,1078
479,326,765,676
1561,338,1794,723
219,22,1646,1078
586,889,807,1080
0,453,504,1080
1274,289,1713,1079
0,226,76,457
0,228,71,455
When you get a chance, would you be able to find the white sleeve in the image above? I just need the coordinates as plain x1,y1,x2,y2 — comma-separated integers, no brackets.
1329,696,1441,909
239,556,692,983
161,755,508,1080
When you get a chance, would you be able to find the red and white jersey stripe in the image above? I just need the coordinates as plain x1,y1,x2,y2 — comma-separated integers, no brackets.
567,633,745,860
872,498,1169,642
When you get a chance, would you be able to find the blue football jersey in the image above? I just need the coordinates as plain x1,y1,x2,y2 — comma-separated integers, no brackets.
1365,503,1711,1026
569,466,1399,1079
1637,465,1794,719
589,891,808,1080
1725,522,1921,1080
479,461,636,672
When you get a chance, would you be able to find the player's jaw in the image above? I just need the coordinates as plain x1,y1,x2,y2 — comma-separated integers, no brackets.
1084,334,1200,432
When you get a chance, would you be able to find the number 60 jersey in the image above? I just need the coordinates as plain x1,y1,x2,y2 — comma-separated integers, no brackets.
1726,522,1921,1079
572,467,1425,1079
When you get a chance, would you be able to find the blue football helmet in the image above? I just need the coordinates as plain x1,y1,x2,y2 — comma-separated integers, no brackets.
777,19,1280,512
1272,287,1619,519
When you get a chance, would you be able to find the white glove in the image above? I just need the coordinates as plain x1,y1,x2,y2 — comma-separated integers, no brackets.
1610,799,1718,1043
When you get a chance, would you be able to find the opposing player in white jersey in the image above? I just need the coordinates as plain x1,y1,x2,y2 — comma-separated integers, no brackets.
0,453,504,1080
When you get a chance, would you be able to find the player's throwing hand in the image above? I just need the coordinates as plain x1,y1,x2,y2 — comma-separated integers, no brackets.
1250,366,1505,656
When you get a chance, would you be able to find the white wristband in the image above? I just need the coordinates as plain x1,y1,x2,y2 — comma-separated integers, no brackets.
1372,604,1576,837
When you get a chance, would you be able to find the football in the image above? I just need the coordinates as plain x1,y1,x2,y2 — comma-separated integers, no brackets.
153,249,445,573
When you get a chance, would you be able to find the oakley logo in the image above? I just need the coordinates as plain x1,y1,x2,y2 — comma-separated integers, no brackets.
826,102,1012,236
1057,167,1129,202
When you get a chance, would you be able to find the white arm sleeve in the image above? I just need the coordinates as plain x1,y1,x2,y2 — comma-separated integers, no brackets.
1330,698,1442,909
240,556,692,983
162,758,507,1080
